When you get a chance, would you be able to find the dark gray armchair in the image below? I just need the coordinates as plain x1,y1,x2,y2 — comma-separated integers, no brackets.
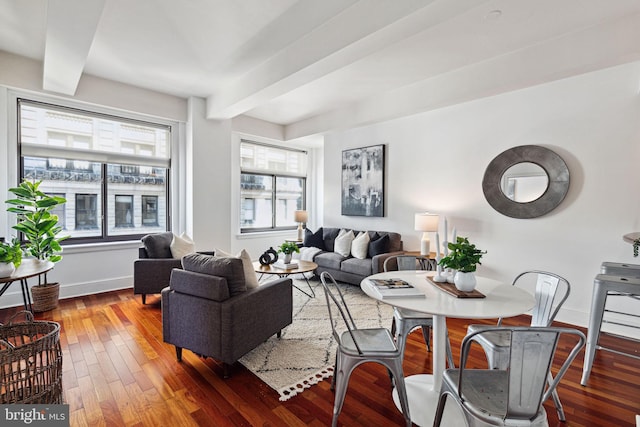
161,253,293,377
134,232,182,304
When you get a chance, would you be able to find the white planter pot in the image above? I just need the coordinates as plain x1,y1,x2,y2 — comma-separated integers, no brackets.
454,271,477,292
283,253,292,264
0,262,15,278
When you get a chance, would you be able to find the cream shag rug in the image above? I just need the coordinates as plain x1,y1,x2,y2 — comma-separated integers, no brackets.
239,277,394,401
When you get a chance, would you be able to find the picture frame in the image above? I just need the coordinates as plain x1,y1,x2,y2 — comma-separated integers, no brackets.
341,144,385,217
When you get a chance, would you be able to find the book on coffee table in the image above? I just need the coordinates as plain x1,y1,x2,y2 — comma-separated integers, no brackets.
273,260,299,269
369,278,425,299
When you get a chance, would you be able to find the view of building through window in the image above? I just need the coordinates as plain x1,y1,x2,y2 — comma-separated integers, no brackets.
19,100,170,241
240,141,307,232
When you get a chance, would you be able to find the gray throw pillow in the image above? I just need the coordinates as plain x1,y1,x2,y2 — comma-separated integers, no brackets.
142,232,174,258
182,253,247,296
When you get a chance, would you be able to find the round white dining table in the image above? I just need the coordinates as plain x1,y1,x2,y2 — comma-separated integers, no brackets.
361,270,536,427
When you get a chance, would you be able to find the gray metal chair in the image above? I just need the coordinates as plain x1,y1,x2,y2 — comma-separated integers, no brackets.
466,271,570,421
319,272,411,427
384,255,455,368
434,326,585,427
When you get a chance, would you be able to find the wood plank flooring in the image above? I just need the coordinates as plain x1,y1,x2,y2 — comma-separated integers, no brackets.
1,286,639,426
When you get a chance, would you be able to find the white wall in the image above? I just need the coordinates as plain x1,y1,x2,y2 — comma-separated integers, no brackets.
324,62,640,337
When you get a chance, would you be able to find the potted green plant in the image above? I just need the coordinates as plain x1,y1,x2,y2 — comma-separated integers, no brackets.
0,237,22,277
438,236,486,291
277,241,300,264
5,180,68,311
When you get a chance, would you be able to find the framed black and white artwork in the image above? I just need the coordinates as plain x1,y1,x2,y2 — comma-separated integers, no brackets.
341,144,385,217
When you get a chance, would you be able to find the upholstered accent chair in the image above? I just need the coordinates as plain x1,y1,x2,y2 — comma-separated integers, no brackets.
134,232,182,304
161,253,293,377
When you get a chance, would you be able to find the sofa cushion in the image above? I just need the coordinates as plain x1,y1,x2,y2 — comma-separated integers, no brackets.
341,257,373,277
215,248,260,290
314,252,346,270
334,229,355,257
368,234,390,257
303,227,325,250
322,228,341,252
142,232,174,258
351,231,370,259
182,253,247,296
170,232,196,259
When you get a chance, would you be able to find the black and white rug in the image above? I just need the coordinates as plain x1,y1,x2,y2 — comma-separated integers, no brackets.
239,278,393,401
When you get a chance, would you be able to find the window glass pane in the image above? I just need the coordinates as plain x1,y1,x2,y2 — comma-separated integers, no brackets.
240,174,273,230
275,177,304,227
24,156,102,238
142,195,159,226
107,164,167,236
75,194,100,236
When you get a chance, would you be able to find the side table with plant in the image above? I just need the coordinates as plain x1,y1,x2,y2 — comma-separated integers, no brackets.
5,180,68,311
439,236,486,292
277,241,300,264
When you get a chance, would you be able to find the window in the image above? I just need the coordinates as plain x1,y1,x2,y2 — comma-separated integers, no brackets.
18,99,172,242
142,195,159,226
49,192,66,230
240,141,307,233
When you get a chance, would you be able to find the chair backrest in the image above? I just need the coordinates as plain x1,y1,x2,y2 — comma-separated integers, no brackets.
383,255,420,272
319,272,362,354
459,326,585,420
508,271,570,327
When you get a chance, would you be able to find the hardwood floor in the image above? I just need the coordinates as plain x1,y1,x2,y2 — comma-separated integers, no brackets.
1,286,638,426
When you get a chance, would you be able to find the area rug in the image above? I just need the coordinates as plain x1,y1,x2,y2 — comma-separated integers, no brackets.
238,278,394,401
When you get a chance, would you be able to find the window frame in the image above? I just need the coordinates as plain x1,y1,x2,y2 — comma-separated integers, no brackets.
239,140,307,234
16,97,174,244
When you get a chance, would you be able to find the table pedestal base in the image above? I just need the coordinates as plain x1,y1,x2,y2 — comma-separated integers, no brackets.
392,374,464,427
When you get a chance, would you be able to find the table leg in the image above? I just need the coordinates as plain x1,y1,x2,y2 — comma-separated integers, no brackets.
20,278,32,312
392,315,463,426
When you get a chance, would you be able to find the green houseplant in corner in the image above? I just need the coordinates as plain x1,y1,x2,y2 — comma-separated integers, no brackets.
0,237,22,278
439,236,486,292
5,180,68,311
277,241,300,264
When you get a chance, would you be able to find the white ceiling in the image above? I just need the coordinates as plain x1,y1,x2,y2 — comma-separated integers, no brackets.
1,0,640,138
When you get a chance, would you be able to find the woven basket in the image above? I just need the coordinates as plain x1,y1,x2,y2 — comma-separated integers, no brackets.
0,311,63,404
31,282,60,312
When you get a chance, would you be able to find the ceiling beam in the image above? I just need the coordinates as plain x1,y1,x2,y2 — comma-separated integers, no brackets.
206,0,450,120
284,12,640,139
43,0,106,95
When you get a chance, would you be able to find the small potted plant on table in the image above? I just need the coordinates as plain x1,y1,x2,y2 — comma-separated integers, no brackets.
277,241,300,264
438,236,486,292
0,237,22,277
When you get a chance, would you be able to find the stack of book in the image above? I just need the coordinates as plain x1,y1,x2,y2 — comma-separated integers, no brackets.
369,278,424,299
273,259,298,269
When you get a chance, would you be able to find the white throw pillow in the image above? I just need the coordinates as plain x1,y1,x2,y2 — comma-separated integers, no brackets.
351,231,370,259
170,233,196,259
334,229,355,257
215,248,260,289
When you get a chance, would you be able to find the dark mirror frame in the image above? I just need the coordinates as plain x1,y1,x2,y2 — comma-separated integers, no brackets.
482,145,569,219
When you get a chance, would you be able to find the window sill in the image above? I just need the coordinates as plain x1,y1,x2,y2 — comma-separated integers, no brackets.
63,240,141,254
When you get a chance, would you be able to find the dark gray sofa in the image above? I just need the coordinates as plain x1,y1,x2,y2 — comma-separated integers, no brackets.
304,227,403,285
134,232,182,304
161,253,293,377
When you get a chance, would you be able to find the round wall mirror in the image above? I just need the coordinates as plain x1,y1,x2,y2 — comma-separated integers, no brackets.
482,145,569,219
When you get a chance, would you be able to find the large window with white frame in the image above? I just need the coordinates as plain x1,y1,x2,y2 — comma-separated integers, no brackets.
240,140,307,233
17,99,172,243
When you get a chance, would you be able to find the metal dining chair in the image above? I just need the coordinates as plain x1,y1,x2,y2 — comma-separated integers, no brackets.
466,271,570,421
384,255,455,368
434,326,585,427
319,272,412,427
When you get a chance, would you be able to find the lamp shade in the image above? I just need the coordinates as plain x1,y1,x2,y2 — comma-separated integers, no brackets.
414,213,439,232
294,210,308,223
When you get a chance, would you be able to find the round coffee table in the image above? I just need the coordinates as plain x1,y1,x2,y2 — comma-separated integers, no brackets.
253,260,318,297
